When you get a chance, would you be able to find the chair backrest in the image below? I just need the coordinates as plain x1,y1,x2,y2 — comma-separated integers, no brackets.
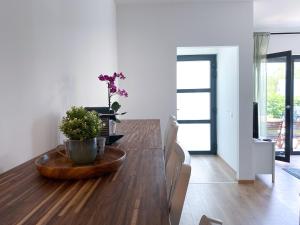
166,142,185,203
199,215,223,225
168,143,191,225
165,121,179,165
164,115,176,148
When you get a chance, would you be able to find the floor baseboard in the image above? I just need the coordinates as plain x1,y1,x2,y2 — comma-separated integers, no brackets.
216,155,237,176
238,180,255,184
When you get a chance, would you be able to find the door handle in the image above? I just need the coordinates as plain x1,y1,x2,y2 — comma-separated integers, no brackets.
286,105,291,110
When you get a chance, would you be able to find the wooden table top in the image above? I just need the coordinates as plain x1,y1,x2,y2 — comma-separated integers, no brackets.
0,120,170,225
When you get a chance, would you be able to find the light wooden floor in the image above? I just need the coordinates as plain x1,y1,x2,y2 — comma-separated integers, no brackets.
180,155,300,225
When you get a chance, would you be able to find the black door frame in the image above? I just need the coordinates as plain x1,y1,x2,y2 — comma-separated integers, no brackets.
267,51,292,162
176,54,217,155
291,55,300,155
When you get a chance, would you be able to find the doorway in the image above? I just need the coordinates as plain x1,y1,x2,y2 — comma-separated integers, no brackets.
176,54,217,154
266,51,297,162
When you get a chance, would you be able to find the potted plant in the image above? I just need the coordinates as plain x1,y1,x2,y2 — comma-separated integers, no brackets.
98,72,128,134
59,106,102,164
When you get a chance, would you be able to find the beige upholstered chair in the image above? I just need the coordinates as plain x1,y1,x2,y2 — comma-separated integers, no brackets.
164,120,179,165
166,142,185,202
168,143,191,225
199,215,223,225
164,115,176,148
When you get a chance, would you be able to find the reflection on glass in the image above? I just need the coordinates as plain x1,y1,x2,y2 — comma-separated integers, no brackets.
177,61,210,89
177,93,210,120
293,61,300,152
177,124,210,151
266,60,286,156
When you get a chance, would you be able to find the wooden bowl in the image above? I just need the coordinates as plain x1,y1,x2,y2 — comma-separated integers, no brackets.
35,146,126,180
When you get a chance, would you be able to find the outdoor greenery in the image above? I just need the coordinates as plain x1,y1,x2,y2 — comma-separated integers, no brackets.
267,62,300,119
59,106,102,140
267,94,285,118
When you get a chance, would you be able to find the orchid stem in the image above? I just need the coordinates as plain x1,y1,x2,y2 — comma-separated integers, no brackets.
108,83,111,110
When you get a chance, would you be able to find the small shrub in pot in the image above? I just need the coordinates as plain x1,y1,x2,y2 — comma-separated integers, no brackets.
59,106,102,164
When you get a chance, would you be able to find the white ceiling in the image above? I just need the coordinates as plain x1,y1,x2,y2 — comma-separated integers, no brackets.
115,0,300,32
254,0,300,31
115,0,251,4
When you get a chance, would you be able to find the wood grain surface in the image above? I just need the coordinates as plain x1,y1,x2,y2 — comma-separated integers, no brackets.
35,147,126,180
0,119,170,225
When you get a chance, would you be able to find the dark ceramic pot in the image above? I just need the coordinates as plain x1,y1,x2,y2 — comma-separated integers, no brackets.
65,138,97,164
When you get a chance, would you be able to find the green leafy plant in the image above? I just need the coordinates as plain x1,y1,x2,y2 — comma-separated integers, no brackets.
59,106,102,140
267,94,284,119
295,96,300,107
111,101,121,112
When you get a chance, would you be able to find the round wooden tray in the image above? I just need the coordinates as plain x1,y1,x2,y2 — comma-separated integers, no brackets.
35,146,126,180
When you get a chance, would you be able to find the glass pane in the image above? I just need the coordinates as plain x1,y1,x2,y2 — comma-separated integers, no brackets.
177,124,210,151
177,60,210,89
177,93,210,120
266,58,286,157
293,61,300,152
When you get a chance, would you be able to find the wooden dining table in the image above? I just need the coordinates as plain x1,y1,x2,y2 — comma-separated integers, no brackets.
0,120,170,225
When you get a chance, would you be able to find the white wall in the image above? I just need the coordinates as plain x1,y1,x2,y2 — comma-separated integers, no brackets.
217,47,239,172
117,1,254,179
268,34,300,54
0,0,118,173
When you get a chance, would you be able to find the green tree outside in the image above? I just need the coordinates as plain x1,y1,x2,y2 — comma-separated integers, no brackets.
267,62,300,119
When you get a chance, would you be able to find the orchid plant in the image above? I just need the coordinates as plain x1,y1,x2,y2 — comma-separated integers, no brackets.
98,72,128,114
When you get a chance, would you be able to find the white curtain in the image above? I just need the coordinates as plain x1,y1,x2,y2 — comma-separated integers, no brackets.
253,32,270,138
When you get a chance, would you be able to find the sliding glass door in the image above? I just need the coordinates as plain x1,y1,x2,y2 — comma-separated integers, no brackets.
176,55,217,154
266,51,292,162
